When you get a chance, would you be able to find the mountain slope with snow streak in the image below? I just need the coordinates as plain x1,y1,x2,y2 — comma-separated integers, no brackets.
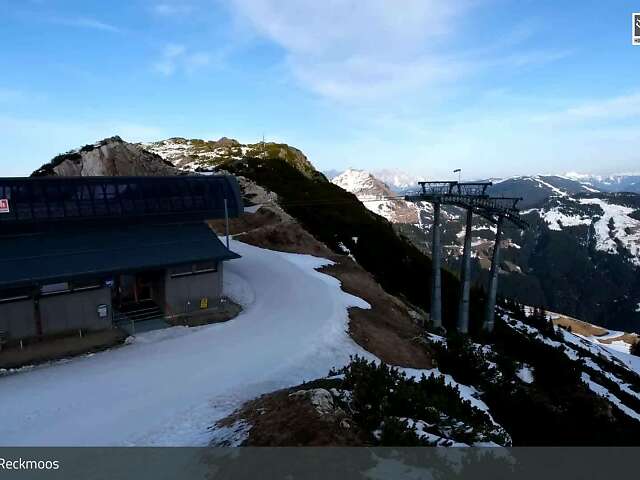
579,197,640,266
0,239,374,446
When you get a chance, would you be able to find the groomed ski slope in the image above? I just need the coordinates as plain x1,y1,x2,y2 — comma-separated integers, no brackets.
0,239,373,446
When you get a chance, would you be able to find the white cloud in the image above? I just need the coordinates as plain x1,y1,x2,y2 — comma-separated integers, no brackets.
229,0,462,57
153,44,210,75
226,0,473,102
226,1,569,105
565,93,640,120
531,92,640,126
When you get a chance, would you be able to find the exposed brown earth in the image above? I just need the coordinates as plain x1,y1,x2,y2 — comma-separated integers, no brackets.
208,208,284,237
552,313,639,348
552,315,608,337
322,260,432,368
214,379,367,446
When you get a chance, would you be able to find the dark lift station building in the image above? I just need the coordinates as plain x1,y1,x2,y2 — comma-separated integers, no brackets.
0,176,242,344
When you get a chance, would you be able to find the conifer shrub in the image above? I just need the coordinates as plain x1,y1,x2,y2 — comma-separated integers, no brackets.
377,417,432,446
332,356,508,446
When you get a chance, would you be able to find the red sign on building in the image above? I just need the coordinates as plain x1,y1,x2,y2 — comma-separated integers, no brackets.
0,198,9,213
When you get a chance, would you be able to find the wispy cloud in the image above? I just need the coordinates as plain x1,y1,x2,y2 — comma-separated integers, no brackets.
152,43,211,76
50,16,121,33
227,0,467,102
533,92,640,124
152,2,195,16
226,0,568,104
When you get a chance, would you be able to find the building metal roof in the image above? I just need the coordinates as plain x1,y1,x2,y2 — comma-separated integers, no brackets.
0,175,243,231
0,222,240,289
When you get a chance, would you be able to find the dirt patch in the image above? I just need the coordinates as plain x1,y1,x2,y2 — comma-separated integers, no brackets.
552,315,608,337
235,219,333,258
598,333,639,346
208,208,284,236
213,380,367,446
321,260,432,369
231,208,432,369
0,328,127,371
552,314,638,347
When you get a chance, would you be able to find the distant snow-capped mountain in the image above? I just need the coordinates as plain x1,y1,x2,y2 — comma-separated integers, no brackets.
331,169,425,224
330,167,640,330
564,173,640,193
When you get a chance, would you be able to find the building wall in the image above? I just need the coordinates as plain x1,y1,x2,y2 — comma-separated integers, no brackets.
39,287,112,335
0,299,36,340
164,264,223,315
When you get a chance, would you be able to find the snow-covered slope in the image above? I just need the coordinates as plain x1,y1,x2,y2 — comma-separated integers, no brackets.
579,198,640,265
0,239,373,446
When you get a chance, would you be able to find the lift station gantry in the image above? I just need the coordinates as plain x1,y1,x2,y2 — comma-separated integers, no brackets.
405,181,528,333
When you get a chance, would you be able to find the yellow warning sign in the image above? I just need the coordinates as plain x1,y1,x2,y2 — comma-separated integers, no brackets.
200,297,209,309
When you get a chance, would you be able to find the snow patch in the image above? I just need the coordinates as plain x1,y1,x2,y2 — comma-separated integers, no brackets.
516,365,534,384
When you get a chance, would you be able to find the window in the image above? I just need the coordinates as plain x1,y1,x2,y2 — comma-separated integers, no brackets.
40,282,70,295
169,264,193,278
169,261,218,278
71,279,102,291
194,261,217,273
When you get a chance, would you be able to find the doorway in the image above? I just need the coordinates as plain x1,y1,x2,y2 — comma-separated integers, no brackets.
114,270,164,308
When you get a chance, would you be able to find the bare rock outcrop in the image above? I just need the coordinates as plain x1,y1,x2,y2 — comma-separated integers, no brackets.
32,136,179,177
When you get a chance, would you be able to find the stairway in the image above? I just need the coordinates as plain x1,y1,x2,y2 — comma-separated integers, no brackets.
113,300,169,335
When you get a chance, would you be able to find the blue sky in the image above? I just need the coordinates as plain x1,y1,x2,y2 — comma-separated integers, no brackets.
1,0,639,179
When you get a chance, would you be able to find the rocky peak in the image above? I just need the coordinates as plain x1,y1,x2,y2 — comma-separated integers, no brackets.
332,169,394,198
32,136,179,177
